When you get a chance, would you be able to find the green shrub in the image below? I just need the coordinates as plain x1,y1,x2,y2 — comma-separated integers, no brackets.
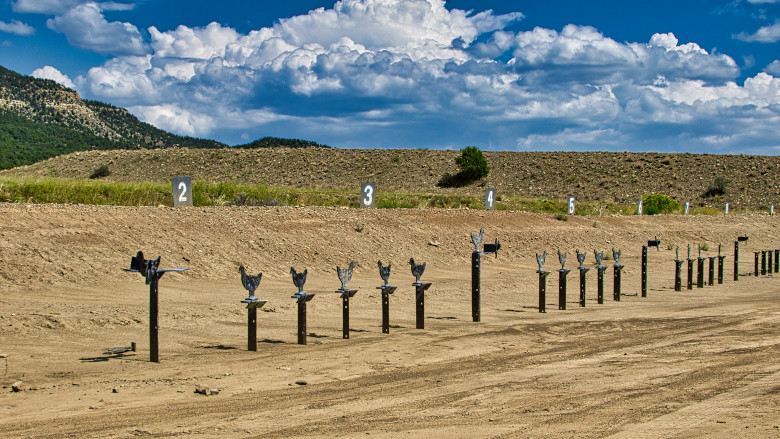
703,176,729,197
438,146,489,187
455,146,489,180
642,193,680,215
89,165,110,179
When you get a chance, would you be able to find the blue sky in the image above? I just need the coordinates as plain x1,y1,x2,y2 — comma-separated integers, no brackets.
3,0,780,154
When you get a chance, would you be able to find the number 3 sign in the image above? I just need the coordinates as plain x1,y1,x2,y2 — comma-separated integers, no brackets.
172,177,193,207
361,183,376,208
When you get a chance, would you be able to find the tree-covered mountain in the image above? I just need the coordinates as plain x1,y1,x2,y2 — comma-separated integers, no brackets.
233,137,329,149
0,65,229,169
0,65,329,169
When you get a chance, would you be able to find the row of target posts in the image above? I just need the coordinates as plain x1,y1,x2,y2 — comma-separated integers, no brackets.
118,236,774,360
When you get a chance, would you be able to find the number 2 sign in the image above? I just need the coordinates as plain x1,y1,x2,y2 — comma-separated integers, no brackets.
172,177,193,207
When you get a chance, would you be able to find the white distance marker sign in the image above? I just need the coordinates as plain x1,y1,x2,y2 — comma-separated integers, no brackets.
485,188,496,210
568,196,575,215
361,182,376,208
637,198,643,216
172,176,193,207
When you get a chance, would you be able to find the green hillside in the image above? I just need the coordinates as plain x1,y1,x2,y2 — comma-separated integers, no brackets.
0,65,225,169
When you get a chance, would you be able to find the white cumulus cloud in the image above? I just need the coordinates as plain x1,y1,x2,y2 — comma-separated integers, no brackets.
734,21,780,42
65,0,780,154
12,0,82,14
46,2,148,55
31,65,76,88
0,19,35,36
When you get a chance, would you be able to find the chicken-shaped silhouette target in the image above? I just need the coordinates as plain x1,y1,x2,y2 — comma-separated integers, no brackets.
594,250,604,267
291,267,308,294
239,265,262,300
576,249,587,269
378,260,392,286
337,261,355,290
536,250,547,273
558,250,568,270
471,228,484,253
409,258,426,284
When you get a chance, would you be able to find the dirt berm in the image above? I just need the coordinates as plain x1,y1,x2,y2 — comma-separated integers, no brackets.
1,203,779,437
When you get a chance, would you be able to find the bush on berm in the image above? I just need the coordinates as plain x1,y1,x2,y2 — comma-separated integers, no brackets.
642,193,680,215
438,146,490,187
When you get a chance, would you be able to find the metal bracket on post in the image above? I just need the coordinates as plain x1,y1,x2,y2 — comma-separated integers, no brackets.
336,262,358,340
766,250,774,276
687,245,694,290
537,251,549,312
376,261,398,334
239,266,268,352
762,250,768,276
735,236,748,280
613,248,623,301
576,250,590,307
470,228,500,322
674,247,683,292
290,267,315,345
124,251,188,363
594,250,606,304
697,245,705,288
708,256,716,286
558,250,571,310
643,237,660,297
755,251,760,276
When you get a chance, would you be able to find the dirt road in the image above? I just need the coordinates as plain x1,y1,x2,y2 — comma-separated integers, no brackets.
1,204,778,437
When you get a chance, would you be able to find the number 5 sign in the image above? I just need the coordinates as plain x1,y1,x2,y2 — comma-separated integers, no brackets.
172,177,193,207
361,183,376,208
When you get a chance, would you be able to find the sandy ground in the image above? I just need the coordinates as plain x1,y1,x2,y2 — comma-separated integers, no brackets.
0,204,779,438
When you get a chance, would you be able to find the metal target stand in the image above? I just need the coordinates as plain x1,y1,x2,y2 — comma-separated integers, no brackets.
335,262,358,339
406,260,431,329
576,250,590,307
536,251,549,312
239,266,267,351
594,250,606,304
123,251,188,363
642,237,660,297
557,250,570,310
290,267,315,345
470,228,500,322
377,260,399,334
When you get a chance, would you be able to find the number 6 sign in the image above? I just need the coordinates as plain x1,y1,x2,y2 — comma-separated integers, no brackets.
361,183,376,208
172,177,193,207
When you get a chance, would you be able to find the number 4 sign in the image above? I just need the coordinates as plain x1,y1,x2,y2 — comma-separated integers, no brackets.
361,183,376,208
485,188,496,210
172,177,193,207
